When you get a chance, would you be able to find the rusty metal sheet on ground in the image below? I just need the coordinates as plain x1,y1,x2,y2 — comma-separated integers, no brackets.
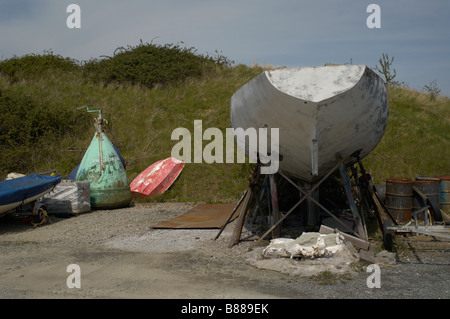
151,203,241,229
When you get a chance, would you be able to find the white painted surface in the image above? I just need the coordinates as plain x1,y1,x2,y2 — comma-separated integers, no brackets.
230,65,388,183
267,65,365,102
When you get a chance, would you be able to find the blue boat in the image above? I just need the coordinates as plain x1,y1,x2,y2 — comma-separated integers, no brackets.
0,174,62,215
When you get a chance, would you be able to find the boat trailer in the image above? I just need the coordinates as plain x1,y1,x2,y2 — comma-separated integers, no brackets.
1,198,52,227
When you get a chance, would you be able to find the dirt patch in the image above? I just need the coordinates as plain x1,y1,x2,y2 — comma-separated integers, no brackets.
0,203,449,299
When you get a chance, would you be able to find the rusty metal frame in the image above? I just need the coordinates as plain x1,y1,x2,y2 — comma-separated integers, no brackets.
387,223,450,240
387,189,450,240
245,154,370,250
223,152,401,249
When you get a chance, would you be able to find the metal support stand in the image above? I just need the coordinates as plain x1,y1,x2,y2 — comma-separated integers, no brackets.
245,154,370,250
220,151,444,256
218,149,449,255
356,157,396,251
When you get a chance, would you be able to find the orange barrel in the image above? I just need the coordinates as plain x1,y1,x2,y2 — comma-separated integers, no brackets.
438,176,450,213
385,178,413,223
413,177,441,220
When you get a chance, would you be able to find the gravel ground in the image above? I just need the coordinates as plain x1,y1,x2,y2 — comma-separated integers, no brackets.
0,202,448,300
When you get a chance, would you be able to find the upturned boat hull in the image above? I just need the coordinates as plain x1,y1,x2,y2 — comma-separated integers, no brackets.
130,157,184,198
230,65,388,183
0,174,62,214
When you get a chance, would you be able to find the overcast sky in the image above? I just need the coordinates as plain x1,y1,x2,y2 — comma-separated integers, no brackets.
0,0,449,96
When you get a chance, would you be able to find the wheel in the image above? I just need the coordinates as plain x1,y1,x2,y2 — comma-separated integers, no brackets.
31,205,49,226
382,219,394,251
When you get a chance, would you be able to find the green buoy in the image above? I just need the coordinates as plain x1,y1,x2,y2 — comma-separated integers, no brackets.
76,105,132,209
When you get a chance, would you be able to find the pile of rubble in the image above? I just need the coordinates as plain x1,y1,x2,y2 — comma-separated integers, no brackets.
247,227,395,277
262,232,346,259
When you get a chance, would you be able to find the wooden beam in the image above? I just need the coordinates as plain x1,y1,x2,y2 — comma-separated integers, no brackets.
269,174,281,238
228,163,260,247
228,188,253,248
214,189,247,240
336,154,366,240
319,225,372,251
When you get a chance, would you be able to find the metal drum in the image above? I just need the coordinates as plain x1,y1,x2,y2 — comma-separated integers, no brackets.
413,177,441,220
385,178,413,224
438,176,450,213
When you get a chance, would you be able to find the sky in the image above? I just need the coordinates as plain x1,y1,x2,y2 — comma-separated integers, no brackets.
0,0,449,97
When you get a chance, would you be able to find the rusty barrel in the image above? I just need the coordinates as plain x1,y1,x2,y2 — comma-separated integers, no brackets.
384,178,413,223
438,176,450,213
413,177,441,220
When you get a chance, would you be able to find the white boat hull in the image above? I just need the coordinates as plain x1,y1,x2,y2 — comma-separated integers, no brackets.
230,65,388,183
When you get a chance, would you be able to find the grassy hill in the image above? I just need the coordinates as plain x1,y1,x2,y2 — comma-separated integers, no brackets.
0,44,449,204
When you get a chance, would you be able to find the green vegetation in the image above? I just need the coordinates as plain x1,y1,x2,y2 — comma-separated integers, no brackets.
0,45,449,203
0,50,80,83
82,41,233,88
373,53,397,86
364,85,450,183
423,80,441,101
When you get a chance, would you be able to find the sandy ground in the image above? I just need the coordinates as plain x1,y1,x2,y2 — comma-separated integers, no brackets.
0,202,449,300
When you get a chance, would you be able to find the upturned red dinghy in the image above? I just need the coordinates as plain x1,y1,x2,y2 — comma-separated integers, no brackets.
130,157,184,198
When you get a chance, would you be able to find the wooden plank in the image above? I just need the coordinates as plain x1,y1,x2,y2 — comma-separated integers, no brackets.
336,155,366,239
228,188,252,248
319,224,372,251
228,163,261,247
214,189,247,240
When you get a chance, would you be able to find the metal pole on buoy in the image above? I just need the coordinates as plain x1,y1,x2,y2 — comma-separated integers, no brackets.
75,105,132,209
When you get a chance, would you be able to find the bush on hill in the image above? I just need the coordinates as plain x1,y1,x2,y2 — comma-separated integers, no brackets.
0,51,79,81
82,41,233,88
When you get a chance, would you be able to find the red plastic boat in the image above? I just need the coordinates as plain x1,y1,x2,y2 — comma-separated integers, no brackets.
130,157,184,198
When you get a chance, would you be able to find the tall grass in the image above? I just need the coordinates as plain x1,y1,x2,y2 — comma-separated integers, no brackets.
364,86,450,183
0,46,449,203
0,47,262,201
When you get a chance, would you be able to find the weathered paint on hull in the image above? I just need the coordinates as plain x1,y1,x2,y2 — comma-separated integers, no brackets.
76,132,132,209
130,157,184,198
230,65,388,183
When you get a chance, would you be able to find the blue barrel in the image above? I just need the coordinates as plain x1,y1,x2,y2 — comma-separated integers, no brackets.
438,176,450,213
